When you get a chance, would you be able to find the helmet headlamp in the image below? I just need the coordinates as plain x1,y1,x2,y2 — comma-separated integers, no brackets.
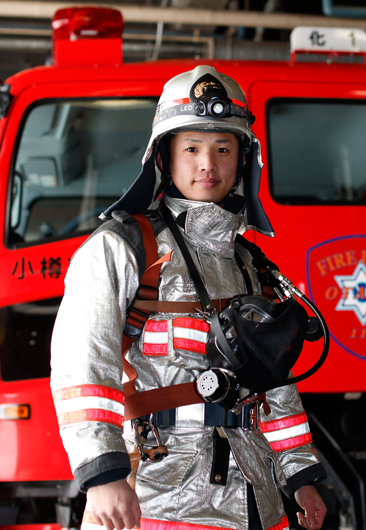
196,96,230,118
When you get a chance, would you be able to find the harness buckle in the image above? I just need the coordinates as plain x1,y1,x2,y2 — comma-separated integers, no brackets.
133,415,168,463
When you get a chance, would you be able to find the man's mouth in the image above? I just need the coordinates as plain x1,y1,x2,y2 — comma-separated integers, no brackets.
195,178,219,188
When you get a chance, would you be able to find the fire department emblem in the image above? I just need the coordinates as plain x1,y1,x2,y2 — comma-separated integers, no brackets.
306,235,366,359
194,81,221,99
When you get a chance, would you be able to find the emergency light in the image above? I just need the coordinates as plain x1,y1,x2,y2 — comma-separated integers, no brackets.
51,7,124,67
52,7,124,41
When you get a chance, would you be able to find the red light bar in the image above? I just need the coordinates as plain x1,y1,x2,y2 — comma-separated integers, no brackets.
51,6,124,67
52,7,124,41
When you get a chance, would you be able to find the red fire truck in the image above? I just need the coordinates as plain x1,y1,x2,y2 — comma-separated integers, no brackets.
1,6,366,529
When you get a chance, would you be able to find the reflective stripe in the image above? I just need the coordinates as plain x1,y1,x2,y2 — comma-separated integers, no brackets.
145,320,168,332
142,317,209,356
82,513,240,530
143,321,168,356
263,422,310,443
140,518,244,530
159,98,191,112
143,343,168,355
173,327,208,343
144,331,169,343
53,384,124,404
270,432,313,453
260,412,308,433
267,517,290,530
58,408,124,428
173,317,210,332
55,395,124,417
83,511,288,530
53,385,124,428
260,412,312,451
173,338,206,354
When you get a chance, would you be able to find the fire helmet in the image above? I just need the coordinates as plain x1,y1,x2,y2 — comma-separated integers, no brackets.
102,65,274,237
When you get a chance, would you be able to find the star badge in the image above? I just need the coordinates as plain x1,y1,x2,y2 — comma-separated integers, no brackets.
334,260,366,325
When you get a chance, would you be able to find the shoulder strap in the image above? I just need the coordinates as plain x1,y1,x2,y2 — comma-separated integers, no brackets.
122,213,168,398
235,234,279,300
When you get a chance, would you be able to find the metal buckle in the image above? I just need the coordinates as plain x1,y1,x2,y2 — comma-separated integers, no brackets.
133,415,167,463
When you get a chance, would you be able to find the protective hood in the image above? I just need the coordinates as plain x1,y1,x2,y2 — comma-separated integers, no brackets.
101,65,274,237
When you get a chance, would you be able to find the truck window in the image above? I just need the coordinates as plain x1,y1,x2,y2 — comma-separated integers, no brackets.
9,99,157,245
268,99,366,204
0,298,61,381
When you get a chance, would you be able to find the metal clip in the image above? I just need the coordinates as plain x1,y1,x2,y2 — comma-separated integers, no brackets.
133,415,167,463
249,401,259,431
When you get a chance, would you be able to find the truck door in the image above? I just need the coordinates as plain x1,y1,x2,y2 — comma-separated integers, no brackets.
250,79,366,394
0,78,156,516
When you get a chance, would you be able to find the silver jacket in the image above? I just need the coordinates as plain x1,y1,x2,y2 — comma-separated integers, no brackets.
51,197,325,530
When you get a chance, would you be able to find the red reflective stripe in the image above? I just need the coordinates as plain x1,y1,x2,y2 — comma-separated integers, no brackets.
84,512,289,530
173,317,210,332
171,98,191,105
139,518,238,530
269,432,313,453
58,409,124,428
173,338,206,355
260,412,308,433
143,343,168,356
231,99,247,109
267,517,290,530
145,320,168,332
53,384,124,404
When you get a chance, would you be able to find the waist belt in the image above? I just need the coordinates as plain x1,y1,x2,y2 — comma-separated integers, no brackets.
138,403,249,429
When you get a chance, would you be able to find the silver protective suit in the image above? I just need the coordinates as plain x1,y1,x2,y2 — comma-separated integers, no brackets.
51,197,324,530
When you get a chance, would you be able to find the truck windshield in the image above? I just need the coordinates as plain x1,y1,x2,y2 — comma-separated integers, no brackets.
9,98,157,244
268,99,366,204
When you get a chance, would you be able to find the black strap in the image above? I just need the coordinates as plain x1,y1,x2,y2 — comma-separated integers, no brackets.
161,203,243,369
234,250,253,296
210,429,231,486
161,203,215,313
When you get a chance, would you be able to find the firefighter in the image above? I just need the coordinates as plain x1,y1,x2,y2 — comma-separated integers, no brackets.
51,65,327,530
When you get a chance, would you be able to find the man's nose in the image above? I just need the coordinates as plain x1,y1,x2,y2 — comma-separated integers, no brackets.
199,152,217,173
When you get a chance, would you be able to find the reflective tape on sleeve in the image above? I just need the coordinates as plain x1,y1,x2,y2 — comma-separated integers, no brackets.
58,408,124,428
260,412,312,452
53,384,124,428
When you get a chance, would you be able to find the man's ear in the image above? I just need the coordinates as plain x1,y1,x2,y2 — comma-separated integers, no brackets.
156,150,164,173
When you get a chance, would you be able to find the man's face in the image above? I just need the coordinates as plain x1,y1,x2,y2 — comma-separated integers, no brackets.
167,131,239,204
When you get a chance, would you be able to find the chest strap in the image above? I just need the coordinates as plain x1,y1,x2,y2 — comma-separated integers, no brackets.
133,298,231,314
124,381,205,421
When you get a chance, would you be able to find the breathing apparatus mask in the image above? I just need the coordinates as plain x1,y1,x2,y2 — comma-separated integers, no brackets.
196,275,329,413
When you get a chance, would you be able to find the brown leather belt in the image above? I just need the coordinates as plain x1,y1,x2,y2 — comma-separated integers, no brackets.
124,381,205,421
133,298,231,314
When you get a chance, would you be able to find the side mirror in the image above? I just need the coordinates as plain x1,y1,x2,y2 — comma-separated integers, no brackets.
11,171,23,229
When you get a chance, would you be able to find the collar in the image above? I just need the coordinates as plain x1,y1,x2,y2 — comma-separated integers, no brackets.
164,196,244,258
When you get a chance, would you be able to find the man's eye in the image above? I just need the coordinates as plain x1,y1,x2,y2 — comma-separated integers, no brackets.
218,147,228,153
187,147,197,152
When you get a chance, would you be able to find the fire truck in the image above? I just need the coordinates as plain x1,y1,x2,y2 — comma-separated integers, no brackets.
1,6,366,529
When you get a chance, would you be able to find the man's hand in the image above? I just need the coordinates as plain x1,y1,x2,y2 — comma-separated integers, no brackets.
86,479,141,530
294,485,326,529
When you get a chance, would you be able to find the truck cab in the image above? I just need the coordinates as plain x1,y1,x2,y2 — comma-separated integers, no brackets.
0,8,366,529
